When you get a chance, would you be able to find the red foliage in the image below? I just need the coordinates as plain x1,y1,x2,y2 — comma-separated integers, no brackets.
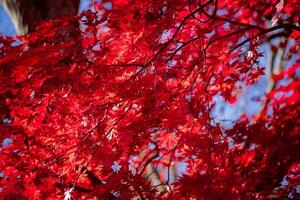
0,0,299,199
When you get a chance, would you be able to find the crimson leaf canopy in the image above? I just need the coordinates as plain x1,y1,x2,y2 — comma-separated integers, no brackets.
0,0,299,199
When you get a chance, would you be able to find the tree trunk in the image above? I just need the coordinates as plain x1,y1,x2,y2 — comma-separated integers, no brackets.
1,0,79,34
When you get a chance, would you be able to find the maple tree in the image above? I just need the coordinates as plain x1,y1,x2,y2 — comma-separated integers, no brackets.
0,0,299,199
